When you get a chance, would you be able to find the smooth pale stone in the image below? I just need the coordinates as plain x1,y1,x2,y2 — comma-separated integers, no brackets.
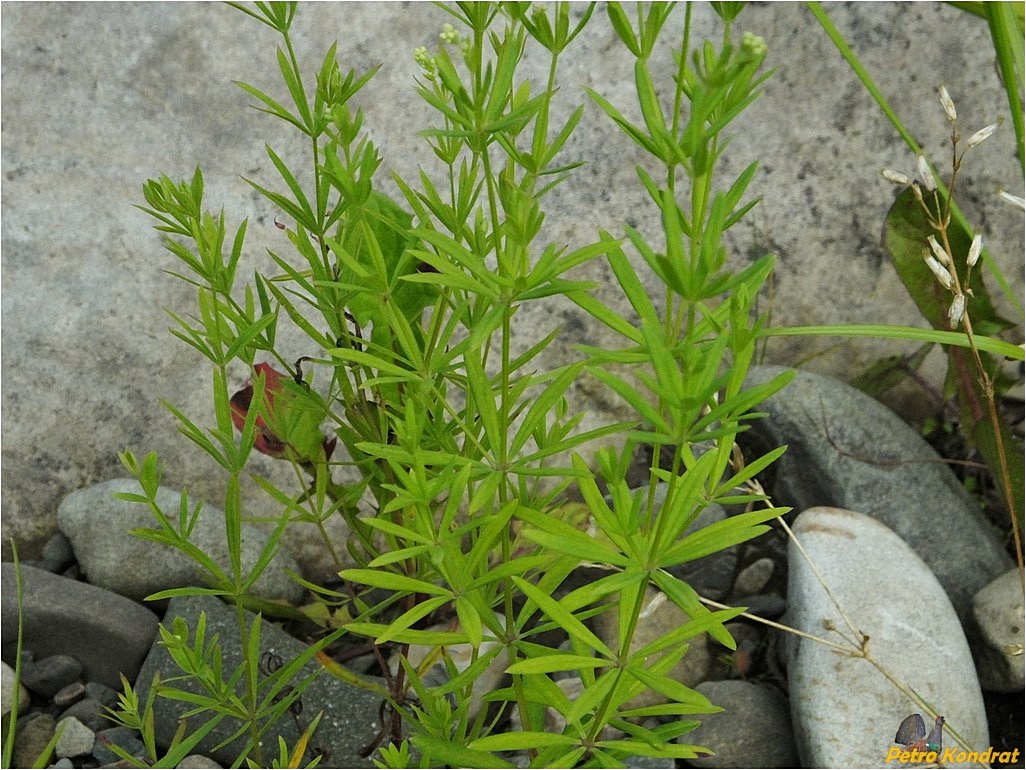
969,569,1025,692
786,507,988,769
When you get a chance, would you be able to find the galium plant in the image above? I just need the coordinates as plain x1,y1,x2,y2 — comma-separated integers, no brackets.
115,2,794,766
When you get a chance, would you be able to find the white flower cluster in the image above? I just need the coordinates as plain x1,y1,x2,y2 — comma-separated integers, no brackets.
878,86,998,329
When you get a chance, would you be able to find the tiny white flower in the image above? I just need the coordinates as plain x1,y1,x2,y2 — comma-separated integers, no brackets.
967,234,982,267
881,168,912,185
917,154,936,192
927,234,951,266
966,122,998,148
924,254,954,289
949,293,966,327
997,189,1026,210
938,85,957,122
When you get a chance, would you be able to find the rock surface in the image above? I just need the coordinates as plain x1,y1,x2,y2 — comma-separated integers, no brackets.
745,365,1012,614
0,563,159,690
57,479,305,604
785,506,989,768
135,594,384,768
969,568,1025,692
681,680,798,768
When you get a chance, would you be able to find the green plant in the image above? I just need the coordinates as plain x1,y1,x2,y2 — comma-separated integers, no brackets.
122,2,795,766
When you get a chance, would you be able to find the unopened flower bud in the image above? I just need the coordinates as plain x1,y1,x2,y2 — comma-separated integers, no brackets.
997,189,1026,210
938,85,957,122
917,155,936,192
967,234,982,267
881,168,912,185
927,234,950,266
924,254,953,289
966,122,998,148
949,293,966,327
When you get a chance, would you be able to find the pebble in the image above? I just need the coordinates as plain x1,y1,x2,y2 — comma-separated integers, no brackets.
1,563,159,690
969,568,1025,692
41,532,76,573
1,660,31,717
785,506,989,767
13,712,55,768
177,755,224,768
56,478,305,604
20,654,82,698
59,696,109,731
732,557,774,597
681,680,798,768
55,715,96,759
53,680,86,708
744,365,1012,614
94,725,146,765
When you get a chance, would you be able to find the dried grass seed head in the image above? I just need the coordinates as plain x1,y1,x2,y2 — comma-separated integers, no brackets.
916,154,937,192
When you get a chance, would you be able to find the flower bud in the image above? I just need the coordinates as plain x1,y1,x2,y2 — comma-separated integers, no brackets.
924,254,953,290
966,122,998,148
949,293,966,327
938,85,957,122
881,168,912,185
917,155,936,192
927,234,950,266
997,189,1026,210
967,234,982,267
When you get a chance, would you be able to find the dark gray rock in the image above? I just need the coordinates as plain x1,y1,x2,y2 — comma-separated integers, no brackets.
1,563,159,690
57,479,305,605
681,680,797,768
744,365,1012,613
93,726,146,765
85,681,119,708
135,594,384,768
41,533,76,573
59,696,109,731
20,654,82,698
786,507,988,767
968,569,1025,692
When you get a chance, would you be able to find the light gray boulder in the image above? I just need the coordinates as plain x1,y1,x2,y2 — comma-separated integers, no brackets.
785,506,988,768
968,568,1025,692
57,479,304,604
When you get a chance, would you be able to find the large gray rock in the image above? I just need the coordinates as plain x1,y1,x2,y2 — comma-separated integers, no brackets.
3,3,1021,568
745,365,1012,613
0,563,159,690
135,594,383,768
57,479,305,604
786,507,988,768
